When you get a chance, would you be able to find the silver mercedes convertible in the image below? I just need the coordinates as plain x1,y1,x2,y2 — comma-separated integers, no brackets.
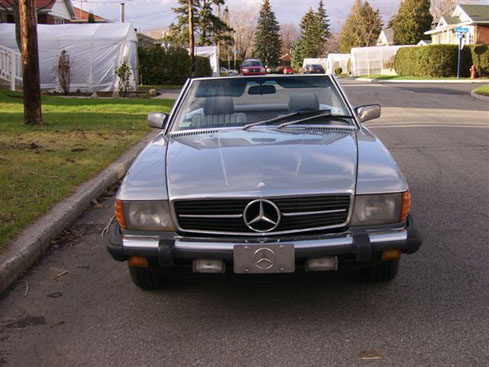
107,75,422,290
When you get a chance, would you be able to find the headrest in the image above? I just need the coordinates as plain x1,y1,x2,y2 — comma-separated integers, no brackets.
203,97,234,115
288,93,319,113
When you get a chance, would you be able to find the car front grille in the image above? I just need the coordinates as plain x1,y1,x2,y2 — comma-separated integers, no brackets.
173,195,351,235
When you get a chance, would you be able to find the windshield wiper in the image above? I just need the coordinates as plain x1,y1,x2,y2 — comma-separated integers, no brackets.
242,110,331,130
277,113,354,129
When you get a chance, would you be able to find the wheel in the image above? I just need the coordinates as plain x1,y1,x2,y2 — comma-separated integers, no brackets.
362,259,400,283
128,265,164,290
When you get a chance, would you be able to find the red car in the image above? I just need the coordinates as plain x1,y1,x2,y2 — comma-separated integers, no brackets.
283,66,294,74
240,59,266,76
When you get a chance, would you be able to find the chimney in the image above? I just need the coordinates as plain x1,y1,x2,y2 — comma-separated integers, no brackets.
120,3,125,23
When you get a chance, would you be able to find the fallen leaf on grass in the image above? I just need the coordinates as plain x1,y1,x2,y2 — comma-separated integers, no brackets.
359,351,383,361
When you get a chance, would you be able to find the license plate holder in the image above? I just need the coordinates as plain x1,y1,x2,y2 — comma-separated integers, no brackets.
233,244,295,274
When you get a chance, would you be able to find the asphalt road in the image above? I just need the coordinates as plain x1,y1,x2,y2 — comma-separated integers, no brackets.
1,80,488,367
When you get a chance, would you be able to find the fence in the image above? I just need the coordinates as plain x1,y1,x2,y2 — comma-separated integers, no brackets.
0,44,22,91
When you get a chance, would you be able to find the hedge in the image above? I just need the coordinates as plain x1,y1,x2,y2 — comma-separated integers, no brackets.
138,46,213,85
394,44,489,78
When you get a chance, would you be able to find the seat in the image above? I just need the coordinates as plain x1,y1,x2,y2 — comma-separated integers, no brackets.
288,93,319,113
191,97,247,128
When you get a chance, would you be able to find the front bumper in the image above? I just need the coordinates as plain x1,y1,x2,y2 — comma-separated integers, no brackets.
107,215,422,267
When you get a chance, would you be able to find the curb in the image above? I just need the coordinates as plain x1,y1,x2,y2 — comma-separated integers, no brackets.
356,78,489,84
0,130,158,294
470,89,489,102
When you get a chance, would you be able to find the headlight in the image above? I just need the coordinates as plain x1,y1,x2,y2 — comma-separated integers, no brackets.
350,192,409,226
115,200,175,230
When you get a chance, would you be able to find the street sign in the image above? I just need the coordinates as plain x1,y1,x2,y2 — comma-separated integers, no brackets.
456,33,465,39
232,50,239,54
455,27,469,33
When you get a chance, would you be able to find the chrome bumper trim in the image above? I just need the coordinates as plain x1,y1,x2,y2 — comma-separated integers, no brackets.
121,229,409,252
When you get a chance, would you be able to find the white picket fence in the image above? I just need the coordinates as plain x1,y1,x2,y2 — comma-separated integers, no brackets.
0,44,22,91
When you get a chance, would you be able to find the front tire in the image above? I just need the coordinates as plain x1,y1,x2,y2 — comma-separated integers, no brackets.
362,259,400,282
129,266,164,290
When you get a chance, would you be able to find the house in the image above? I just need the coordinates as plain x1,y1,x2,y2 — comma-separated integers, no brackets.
0,0,76,24
70,7,111,23
376,28,394,46
424,3,489,45
137,32,160,48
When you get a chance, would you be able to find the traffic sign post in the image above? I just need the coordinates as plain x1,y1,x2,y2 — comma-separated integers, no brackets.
455,28,468,79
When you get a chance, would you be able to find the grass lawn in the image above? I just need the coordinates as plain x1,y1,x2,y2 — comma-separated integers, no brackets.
359,75,488,81
474,85,489,96
139,84,183,90
0,88,174,251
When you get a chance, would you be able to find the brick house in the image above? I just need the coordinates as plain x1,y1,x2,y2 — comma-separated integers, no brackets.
424,4,489,45
0,0,76,24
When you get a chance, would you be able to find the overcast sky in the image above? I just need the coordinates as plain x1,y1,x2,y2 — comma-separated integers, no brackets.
76,0,487,32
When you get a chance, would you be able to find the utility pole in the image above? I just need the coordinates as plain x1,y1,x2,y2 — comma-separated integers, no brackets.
18,0,42,125
188,0,195,75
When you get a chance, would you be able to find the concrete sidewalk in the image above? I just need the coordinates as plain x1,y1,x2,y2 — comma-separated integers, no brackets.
356,77,489,84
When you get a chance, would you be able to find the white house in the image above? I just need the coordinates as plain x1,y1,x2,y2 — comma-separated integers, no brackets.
376,28,394,47
424,4,489,45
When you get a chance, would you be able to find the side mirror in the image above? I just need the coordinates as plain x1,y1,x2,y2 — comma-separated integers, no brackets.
147,112,168,129
354,104,381,123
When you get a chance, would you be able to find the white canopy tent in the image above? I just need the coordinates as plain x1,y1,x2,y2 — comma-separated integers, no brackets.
326,54,350,74
0,23,138,92
350,45,416,76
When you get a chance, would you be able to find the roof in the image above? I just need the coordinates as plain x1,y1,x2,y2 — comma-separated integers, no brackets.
382,28,394,43
458,4,489,23
0,0,76,18
72,7,111,23
441,16,459,25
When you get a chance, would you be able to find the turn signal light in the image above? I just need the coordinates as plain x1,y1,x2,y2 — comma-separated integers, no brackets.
128,256,149,267
382,249,401,261
114,199,127,229
400,190,411,222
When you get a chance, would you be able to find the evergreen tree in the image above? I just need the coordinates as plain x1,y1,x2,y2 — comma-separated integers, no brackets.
316,0,331,43
393,0,432,44
167,0,233,47
339,0,382,53
291,2,330,70
253,0,282,67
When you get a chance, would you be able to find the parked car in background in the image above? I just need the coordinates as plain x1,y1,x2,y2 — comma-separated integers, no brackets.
220,67,238,76
283,66,294,74
240,59,266,76
303,64,325,74
107,75,423,290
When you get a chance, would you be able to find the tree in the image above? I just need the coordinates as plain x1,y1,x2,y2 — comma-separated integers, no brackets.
316,0,331,47
430,0,456,22
339,0,382,53
280,23,298,55
87,11,95,23
228,7,259,60
167,0,233,47
253,0,281,67
19,0,43,125
393,0,432,45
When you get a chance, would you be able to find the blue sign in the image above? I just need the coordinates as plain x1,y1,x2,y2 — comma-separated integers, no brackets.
232,50,239,54
457,33,465,39
455,27,469,33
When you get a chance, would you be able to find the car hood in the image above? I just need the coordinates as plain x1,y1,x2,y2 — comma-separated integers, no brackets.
166,128,357,199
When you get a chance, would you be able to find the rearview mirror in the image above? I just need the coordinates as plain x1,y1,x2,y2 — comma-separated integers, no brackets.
248,85,276,95
147,112,168,129
355,104,381,123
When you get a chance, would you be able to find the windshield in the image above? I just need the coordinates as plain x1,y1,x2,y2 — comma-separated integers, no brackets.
171,76,353,132
243,60,262,67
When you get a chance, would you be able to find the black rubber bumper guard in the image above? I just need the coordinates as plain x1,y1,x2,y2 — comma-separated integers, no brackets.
107,215,423,266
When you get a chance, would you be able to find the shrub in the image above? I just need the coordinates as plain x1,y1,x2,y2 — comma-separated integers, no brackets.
467,44,489,77
138,46,212,85
335,67,343,75
193,56,213,77
394,45,474,77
